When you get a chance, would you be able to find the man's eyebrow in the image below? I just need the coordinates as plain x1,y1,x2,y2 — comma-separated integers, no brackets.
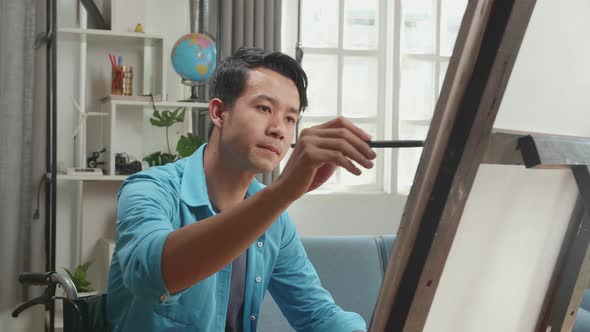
253,94,276,104
253,94,300,117
287,107,300,118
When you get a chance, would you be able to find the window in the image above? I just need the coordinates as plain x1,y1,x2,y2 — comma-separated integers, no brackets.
281,0,387,192
282,0,467,194
397,0,467,194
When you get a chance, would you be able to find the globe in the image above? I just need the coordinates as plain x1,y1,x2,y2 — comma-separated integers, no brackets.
171,33,217,86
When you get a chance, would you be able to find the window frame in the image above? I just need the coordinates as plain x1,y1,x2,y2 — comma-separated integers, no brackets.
397,0,466,194
288,0,390,193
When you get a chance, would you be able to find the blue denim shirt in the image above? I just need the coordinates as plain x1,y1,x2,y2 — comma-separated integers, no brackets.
107,144,366,332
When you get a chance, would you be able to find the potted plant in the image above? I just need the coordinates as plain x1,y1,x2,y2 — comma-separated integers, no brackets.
143,107,206,167
64,260,96,297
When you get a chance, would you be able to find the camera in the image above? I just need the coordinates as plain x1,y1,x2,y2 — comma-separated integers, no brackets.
115,153,142,175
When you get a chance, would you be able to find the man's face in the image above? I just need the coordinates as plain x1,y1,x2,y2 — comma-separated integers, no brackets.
218,67,300,174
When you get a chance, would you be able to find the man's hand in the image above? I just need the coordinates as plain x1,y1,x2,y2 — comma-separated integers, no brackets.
273,117,376,201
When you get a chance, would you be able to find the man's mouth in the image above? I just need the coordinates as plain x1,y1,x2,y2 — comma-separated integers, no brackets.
258,145,280,156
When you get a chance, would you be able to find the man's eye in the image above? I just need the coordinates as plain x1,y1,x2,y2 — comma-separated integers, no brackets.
286,116,296,123
257,105,271,113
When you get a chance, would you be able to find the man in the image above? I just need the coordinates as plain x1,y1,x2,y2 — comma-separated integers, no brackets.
107,47,376,331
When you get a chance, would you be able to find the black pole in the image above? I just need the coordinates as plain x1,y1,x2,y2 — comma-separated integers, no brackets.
45,0,58,331
49,0,57,276
44,0,52,329
44,0,51,279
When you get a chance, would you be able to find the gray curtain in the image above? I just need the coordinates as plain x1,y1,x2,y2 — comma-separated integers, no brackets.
217,0,282,59
215,0,283,184
0,0,37,310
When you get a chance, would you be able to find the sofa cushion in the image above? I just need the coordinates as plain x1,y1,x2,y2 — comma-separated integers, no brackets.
376,235,396,271
259,236,385,331
574,307,590,332
581,289,590,312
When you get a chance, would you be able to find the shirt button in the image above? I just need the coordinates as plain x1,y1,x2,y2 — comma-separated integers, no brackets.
255,276,262,283
257,241,264,248
250,315,256,321
160,294,168,302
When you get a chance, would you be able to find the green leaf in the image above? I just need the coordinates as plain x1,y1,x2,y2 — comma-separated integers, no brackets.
74,268,84,281
143,151,162,167
143,151,179,167
148,107,187,128
64,260,94,292
64,268,74,280
175,108,186,122
79,260,92,272
149,118,167,127
149,108,183,127
160,152,178,164
177,133,205,158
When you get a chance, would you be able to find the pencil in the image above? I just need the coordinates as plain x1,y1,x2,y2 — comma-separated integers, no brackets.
290,140,424,149
367,140,424,148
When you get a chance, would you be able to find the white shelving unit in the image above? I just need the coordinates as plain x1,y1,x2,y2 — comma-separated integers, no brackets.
56,2,168,172
57,24,210,181
53,4,197,329
56,18,178,181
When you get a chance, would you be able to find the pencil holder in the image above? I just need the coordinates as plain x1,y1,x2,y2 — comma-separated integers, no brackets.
111,65,133,96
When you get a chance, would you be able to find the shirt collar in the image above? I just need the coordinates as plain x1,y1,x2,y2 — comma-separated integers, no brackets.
180,143,265,208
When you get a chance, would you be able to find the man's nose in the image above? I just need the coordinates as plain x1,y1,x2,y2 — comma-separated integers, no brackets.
267,116,286,140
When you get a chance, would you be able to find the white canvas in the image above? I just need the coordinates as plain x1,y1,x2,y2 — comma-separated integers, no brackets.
424,165,577,332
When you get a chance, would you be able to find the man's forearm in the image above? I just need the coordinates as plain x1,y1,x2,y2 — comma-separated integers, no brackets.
161,180,293,293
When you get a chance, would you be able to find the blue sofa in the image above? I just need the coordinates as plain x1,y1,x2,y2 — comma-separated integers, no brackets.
574,290,590,332
258,235,395,331
259,235,590,332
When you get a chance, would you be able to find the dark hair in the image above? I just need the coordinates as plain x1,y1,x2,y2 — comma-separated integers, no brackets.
207,47,308,138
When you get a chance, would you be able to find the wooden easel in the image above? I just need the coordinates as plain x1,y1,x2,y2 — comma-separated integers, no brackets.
369,0,590,331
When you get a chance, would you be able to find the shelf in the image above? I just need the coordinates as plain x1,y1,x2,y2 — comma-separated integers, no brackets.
106,99,209,109
56,174,128,181
57,28,163,46
87,112,109,117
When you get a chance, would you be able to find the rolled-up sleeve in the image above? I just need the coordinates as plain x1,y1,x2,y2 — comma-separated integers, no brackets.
267,214,366,332
115,177,186,304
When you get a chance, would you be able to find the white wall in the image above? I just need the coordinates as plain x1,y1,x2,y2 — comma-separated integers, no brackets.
144,0,190,102
289,193,406,236
494,0,590,136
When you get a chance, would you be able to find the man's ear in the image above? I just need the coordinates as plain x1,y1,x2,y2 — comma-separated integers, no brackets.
209,98,226,131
